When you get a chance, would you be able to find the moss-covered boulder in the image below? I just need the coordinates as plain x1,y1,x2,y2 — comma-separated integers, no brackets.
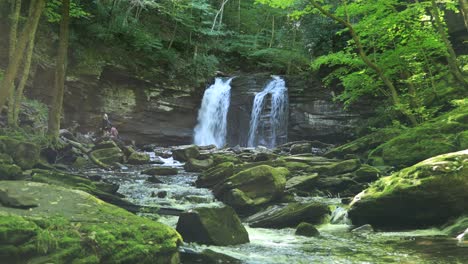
367,105,468,167
310,159,361,176
214,165,289,211
352,164,381,183
349,149,468,229
324,128,402,159
0,181,181,263
196,162,235,188
90,147,124,165
0,153,13,164
246,202,330,228
184,158,214,172
0,164,22,180
212,153,240,165
285,173,319,191
0,137,40,170
176,206,249,246
172,145,200,162
314,174,362,196
295,222,320,237
142,166,178,176
127,152,151,165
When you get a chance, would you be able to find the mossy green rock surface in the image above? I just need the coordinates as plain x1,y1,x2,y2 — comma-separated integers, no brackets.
0,181,181,263
310,159,361,176
0,164,22,180
90,147,124,165
349,149,468,229
246,202,330,228
172,145,200,162
196,162,234,188
127,152,150,165
215,165,289,210
0,137,40,170
368,105,468,167
176,206,249,246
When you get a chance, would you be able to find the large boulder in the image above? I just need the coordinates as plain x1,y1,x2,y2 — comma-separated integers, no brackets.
0,181,181,263
172,145,200,162
127,152,151,165
176,206,249,246
184,158,214,172
0,137,39,170
285,173,319,191
90,147,124,165
214,165,289,211
310,159,361,176
245,202,330,228
0,164,22,180
349,149,468,229
295,222,320,237
196,162,235,188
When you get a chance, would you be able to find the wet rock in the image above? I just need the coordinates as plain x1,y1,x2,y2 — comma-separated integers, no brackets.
90,147,124,165
246,202,330,228
172,145,200,162
127,152,151,165
295,222,320,237
184,158,214,172
176,206,249,246
196,162,235,188
351,224,374,233
199,144,217,150
214,165,289,211
147,176,163,184
181,248,241,264
142,167,178,176
157,191,168,198
349,149,468,229
230,145,242,154
285,173,319,191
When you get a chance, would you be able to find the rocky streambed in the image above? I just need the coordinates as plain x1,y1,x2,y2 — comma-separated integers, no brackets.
84,144,467,264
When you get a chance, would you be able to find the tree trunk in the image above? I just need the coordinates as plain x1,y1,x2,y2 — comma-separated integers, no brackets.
12,3,40,127
309,1,419,125
0,0,44,114
48,0,70,140
430,0,467,87
459,0,468,31
7,0,22,126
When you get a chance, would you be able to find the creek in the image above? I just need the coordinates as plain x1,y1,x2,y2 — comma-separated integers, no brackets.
85,156,468,264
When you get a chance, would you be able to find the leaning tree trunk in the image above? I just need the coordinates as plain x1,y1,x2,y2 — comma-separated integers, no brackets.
6,0,22,126
11,0,40,127
0,0,45,114
459,0,468,31
309,1,419,126
48,0,70,141
430,0,467,87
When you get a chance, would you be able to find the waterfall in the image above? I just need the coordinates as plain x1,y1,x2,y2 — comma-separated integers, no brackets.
194,77,233,148
247,76,288,148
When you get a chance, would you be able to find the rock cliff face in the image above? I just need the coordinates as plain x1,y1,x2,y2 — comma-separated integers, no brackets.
28,69,373,146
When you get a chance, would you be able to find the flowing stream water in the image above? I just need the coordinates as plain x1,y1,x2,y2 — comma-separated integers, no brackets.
248,76,289,148
85,158,468,264
194,78,233,148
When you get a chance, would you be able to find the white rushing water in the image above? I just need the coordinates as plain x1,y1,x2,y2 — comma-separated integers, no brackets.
194,77,233,148
248,76,289,148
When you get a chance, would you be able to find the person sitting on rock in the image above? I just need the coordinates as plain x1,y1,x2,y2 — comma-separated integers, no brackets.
110,126,119,139
101,113,112,135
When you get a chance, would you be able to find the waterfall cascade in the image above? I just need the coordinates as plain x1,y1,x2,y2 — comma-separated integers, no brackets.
193,77,233,148
247,76,289,148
